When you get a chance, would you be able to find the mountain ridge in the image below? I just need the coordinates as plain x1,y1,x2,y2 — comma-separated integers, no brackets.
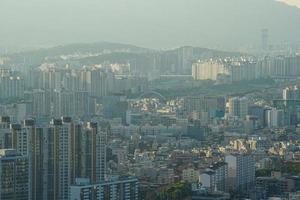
4,42,244,69
0,0,299,50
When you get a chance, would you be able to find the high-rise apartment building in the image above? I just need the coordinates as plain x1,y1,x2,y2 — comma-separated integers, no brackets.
68,120,107,185
193,56,300,81
225,153,255,193
200,162,228,192
184,96,225,118
192,60,257,82
90,69,108,98
6,116,107,200
83,122,107,183
0,116,12,149
265,108,284,128
0,74,24,99
69,177,139,200
192,60,226,81
258,56,300,78
283,86,300,100
44,118,71,200
31,89,51,117
62,71,81,91
103,96,128,124
261,29,269,51
53,89,74,117
73,91,95,117
178,46,194,73
228,97,249,119
29,88,96,118
11,119,45,200
0,149,29,200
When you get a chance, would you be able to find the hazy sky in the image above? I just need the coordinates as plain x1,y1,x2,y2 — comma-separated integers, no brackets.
0,0,300,51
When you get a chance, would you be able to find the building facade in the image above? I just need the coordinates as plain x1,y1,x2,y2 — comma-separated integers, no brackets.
0,149,29,200
69,177,139,200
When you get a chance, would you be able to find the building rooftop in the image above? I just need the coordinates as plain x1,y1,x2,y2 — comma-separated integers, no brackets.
0,149,17,157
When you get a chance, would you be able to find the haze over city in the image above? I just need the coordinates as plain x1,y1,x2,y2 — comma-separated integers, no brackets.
1,0,300,52
1,1,300,200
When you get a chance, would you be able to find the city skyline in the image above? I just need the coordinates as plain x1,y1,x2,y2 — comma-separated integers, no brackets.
1,1,300,200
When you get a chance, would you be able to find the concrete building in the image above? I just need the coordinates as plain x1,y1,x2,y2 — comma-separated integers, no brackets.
193,56,300,81
265,108,284,128
289,191,300,200
225,153,255,193
200,162,228,192
192,61,226,81
184,96,225,118
44,118,71,200
192,59,257,82
0,74,24,99
7,117,107,200
0,149,29,200
31,89,51,117
255,177,292,199
0,116,12,149
103,96,128,124
261,29,269,51
200,171,218,192
42,118,107,200
257,56,300,78
10,119,45,200
90,68,108,98
82,122,107,183
69,177,139,200
182,168,199,183
283,86,300,100
228,97,249,119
